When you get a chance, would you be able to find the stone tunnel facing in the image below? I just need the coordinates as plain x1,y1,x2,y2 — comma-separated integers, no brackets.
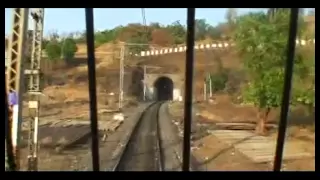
130,66,144,99
154,76,174,101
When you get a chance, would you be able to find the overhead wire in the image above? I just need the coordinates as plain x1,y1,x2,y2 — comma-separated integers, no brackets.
141,8,148,37
140,8,149,45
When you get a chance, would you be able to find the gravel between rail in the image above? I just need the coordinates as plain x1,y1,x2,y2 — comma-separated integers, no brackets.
114,102,163,171
76,102,154,171
158,102,200,171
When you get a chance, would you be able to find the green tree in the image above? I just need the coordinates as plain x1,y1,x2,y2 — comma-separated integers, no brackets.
207,25,223,40
62,38,78,64
42,39,49,50
165,21,186,44
234,10,309,135
291,47,315,115
194,19,210,40
225,8,238,39
126,32,150,54
45,41,62,63
94,28,121,47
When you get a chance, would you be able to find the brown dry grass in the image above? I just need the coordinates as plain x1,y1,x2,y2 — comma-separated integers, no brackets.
192,135,270,171
38,42,132,120
168,99,315,171
304,15,315,37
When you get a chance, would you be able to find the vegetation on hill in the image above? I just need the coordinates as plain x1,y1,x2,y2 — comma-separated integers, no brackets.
43,33,78,65
40,9,314,57
42,9,239,54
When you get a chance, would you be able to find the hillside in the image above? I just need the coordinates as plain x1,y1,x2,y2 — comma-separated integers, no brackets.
6,12,315,113
304,15,315,37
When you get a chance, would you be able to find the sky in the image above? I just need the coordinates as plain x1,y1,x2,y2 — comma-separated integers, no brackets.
5,8,267,37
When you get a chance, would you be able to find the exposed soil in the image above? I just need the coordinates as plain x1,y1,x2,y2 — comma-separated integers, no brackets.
19,143,91,171
168,97,315,171
16,104,148,171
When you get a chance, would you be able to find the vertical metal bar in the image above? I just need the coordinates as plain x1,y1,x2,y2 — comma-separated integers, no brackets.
273,8,299,171
182,8,196,171
143,65,146,101
85,8,100,171
26,8,44,171
5,69,16,171
209,77,212,98
7,8,29,170
119,45,125,110
203,82,207,101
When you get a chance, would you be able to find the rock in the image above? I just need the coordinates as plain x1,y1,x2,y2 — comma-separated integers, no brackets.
113,113,125,121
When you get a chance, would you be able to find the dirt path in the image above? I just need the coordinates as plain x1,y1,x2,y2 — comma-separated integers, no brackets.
192,135,269,171
168,101,315,171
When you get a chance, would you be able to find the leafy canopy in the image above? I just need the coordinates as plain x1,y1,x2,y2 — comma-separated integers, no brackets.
233,10,311,109
45,41,61,62
62,38,78,61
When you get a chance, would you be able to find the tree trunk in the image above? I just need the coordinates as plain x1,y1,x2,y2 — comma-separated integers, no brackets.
255,108,271,135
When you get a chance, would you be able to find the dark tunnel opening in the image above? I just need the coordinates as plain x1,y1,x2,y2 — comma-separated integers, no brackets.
154,76,174,101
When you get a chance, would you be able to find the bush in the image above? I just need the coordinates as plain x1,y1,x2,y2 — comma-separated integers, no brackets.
45,41,61,62
62,38,78,65
207,71,228,93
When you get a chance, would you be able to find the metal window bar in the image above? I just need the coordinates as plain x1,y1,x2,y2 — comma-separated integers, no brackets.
5,8,300,172
182,8,196,171
85,8,100,171
273,8,299,171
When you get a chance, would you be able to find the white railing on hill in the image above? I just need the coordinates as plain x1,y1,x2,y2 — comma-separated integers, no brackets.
137,39,315,57
4,39,315,62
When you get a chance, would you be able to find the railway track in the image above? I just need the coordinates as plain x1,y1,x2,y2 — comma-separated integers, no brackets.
112,102,164,171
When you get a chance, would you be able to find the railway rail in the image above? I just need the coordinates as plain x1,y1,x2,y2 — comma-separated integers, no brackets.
112,102,164,171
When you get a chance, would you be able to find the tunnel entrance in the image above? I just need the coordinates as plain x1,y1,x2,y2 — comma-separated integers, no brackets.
154,76,174,101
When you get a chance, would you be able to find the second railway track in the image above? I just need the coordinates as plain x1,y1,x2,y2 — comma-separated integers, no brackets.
112,102,164,171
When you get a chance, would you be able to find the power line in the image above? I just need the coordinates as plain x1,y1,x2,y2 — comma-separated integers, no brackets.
141,8,148,41
141,8,147,30
140,8,149,102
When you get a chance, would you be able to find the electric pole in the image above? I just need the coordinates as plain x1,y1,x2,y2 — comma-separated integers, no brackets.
208,74,212,98
7,8,29,170
119,44,125,110
24,8,44,171
203,80,207,101
143,65,146,101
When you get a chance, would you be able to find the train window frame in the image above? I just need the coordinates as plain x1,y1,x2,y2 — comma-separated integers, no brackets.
5,8,301,171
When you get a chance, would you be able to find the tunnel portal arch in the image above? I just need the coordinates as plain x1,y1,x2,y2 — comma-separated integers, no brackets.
154,76,174,101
